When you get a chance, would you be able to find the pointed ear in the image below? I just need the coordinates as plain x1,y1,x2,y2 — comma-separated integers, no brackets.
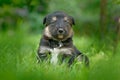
43,17,47,25
71,16,75,25
72,18,75,25
69,16,75,25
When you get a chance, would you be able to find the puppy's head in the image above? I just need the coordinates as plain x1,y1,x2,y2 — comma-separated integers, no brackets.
43,11,75,41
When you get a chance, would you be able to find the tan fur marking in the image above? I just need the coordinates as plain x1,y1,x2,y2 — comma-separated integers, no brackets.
44,26,52,38
63,28,73,41
58,35,63,39
64,17,68,21
68,28,74,38
52,16,57,21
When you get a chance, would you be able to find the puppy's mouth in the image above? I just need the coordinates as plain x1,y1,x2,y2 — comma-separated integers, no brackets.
56,28,65,39
58,35,64,39
53,34,69,41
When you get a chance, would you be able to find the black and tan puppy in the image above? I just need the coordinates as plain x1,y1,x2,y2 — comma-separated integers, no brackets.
37,11,89,66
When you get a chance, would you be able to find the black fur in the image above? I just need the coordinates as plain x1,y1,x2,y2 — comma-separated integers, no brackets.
37,11,89,66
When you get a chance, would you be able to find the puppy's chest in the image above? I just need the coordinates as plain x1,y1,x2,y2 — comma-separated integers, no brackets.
49,47,72,64
49,41,72,55
40,38,73,64
50,48,72,54
49,40,64,48
40,46,72,64
40,46,71,55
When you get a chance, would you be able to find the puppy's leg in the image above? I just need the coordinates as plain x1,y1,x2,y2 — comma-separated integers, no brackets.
76,54,89,66
61,54,67,63
75,47,89,66
68,46,89,66
68,55,76,66
37,46,50,63
37,53,47,63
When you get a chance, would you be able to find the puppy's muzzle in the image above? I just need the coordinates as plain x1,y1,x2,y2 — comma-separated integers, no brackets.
57,28,65,34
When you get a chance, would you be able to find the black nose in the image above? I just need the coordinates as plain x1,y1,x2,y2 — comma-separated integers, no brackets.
58,29,65,34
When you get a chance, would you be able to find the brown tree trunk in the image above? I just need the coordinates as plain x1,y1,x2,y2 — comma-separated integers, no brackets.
117,18,120,40
113,17,120,55
114,17,120,54
100,0,107,37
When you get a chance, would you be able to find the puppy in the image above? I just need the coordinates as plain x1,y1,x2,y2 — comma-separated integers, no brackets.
37,11,89,66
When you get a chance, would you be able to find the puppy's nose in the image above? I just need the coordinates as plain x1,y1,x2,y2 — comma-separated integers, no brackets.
57,28,65,34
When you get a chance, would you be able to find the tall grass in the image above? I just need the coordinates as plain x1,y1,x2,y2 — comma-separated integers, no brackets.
0,28,120,80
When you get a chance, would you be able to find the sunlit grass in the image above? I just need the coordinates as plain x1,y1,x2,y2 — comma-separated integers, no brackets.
0,29,120,80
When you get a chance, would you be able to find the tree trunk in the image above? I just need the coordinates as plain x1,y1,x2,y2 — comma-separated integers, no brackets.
117,18,120,40
113,17,120,55
100,0,107,37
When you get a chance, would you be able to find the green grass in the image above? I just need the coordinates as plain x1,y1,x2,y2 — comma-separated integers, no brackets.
0,29,120,80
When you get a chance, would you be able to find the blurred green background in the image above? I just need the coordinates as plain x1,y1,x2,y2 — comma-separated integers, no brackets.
0,0,120,80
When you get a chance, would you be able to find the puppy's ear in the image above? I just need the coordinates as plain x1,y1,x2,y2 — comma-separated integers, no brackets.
71,16,75,25
69,16,75,25
43,17,47,25
72,18,75,25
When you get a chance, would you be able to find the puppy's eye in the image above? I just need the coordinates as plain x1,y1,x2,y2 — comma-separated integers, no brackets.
64,20,69,22
64,20,70,24
64,17,69,23
51,21,56,23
